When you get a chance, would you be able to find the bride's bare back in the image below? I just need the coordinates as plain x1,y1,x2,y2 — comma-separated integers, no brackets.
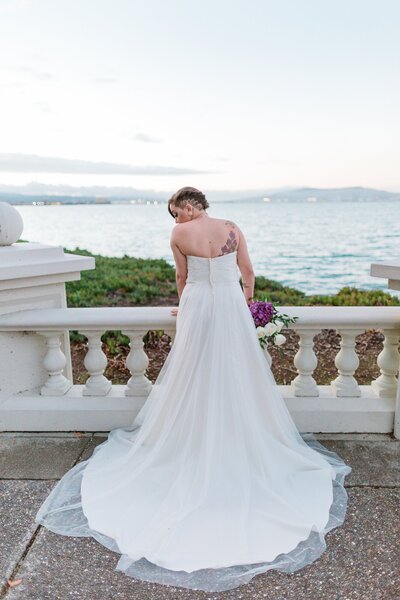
170,215,255,308
172,216,239,259
168,187,255,306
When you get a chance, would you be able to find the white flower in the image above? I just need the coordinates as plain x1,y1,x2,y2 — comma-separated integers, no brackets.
265,322,278,336
274,320,285,332
275,333,286,346
256,326,267,338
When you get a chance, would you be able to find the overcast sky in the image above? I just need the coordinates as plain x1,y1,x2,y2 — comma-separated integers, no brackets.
0,0,399,194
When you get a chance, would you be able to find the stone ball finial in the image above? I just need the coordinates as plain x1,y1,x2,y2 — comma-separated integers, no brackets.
0,202,24,246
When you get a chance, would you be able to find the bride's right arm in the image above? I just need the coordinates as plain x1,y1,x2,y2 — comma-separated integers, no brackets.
236,226,255,305
170,227,188,302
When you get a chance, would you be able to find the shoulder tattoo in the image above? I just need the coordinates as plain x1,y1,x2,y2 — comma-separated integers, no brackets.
219,229,238,255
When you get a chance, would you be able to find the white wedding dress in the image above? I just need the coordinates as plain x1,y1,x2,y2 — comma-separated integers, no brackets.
35,250,351,592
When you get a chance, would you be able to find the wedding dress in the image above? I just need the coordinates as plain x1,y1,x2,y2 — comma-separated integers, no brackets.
35,250,351,592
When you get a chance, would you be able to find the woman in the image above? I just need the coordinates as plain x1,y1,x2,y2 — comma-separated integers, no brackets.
167,187,255,307
35,187,351,593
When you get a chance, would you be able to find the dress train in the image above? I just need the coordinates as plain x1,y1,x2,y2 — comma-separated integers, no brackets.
35,251,351,592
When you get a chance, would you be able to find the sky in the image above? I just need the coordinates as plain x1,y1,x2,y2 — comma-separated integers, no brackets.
0,0,399,196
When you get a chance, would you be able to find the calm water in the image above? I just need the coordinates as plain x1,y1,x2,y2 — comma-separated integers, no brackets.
16,201,400,296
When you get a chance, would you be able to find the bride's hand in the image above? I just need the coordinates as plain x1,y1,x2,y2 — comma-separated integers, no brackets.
171,307,178,316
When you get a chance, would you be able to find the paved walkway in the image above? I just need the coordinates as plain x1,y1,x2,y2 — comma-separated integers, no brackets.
0,433,399,600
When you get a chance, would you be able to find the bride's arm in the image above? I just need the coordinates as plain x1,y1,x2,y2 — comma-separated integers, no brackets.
236,226,255,305
170,228,188,301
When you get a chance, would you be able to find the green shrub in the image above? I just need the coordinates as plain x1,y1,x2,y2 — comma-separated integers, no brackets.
62,247,399,346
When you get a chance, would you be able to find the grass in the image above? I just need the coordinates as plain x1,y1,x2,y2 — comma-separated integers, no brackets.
62,247,399,349
66,247,177,307
64,247,399,308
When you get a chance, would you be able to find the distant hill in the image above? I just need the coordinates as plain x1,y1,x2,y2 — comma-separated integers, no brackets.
0,193,110,205
0,185,294,204
0,185,399,205
242,186,400,203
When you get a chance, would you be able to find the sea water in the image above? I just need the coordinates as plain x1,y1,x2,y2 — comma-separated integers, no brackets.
16,200,400,296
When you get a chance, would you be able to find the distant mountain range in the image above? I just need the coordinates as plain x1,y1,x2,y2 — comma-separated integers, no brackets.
245,186,400,202
0,182,295,204
0,184,399,204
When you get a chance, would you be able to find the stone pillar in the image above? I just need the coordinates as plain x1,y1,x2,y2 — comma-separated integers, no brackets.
0,203,95,399
370,259,400,438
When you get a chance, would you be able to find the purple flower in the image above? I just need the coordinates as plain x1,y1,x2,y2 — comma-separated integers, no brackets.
249,301,274,327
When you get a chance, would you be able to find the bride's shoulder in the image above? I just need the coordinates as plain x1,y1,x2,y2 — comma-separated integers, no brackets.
170,222,191,242
212,216,237,226
215,218,242,233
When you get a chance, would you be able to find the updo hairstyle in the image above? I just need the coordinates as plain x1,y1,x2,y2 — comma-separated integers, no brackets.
168,186,209,218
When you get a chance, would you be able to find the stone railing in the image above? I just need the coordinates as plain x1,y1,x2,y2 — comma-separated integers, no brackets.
0,305,399,437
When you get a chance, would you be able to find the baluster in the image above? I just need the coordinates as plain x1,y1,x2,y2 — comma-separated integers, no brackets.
395,379,400,439
371,330,400,398
123,330,152,396
331,329,362,397
80,330,112,396
291,329,319,396
263,344,272,367
38,331,72,396
164,329,176,345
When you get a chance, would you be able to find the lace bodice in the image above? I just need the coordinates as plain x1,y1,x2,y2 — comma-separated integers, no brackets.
186,250,240,284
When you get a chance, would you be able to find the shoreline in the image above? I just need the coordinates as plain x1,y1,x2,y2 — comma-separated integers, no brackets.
64,246,400,310
58,246,398,386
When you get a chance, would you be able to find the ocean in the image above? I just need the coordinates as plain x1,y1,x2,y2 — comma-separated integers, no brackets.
15,200,399,296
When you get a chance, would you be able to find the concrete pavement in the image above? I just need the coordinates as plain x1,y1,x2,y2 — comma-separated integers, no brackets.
1,433,399,600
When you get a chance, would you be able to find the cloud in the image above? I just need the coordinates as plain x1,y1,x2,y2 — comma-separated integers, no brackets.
0,0,31,13
131,133,163,143
32,101,55,114
93,77,118,84
16,66,53,80
0,153,213,176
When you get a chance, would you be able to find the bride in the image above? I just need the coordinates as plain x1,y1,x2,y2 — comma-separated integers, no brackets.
35,186,351,592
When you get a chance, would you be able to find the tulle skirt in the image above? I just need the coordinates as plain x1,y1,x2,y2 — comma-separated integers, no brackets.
35,269,351,592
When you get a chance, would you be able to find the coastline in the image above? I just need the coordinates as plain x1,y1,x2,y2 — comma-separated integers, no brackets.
61,247,399,387
64,246,400,310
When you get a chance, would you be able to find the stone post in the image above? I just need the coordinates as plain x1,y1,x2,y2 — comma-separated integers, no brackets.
0,202,95,399
370,259,400,438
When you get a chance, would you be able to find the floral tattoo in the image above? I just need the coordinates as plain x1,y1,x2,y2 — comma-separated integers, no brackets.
219,229,238,255
220,221,237,256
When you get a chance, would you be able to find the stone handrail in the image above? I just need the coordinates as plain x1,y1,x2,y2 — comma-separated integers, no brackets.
0,306,177,330
0,305,400,330
0,305,399,436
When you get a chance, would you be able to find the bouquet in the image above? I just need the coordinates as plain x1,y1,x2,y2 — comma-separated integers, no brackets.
249,299,298,353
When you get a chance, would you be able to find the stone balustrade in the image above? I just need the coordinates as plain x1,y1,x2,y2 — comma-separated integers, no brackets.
0,306,399,436
0,205,399,436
